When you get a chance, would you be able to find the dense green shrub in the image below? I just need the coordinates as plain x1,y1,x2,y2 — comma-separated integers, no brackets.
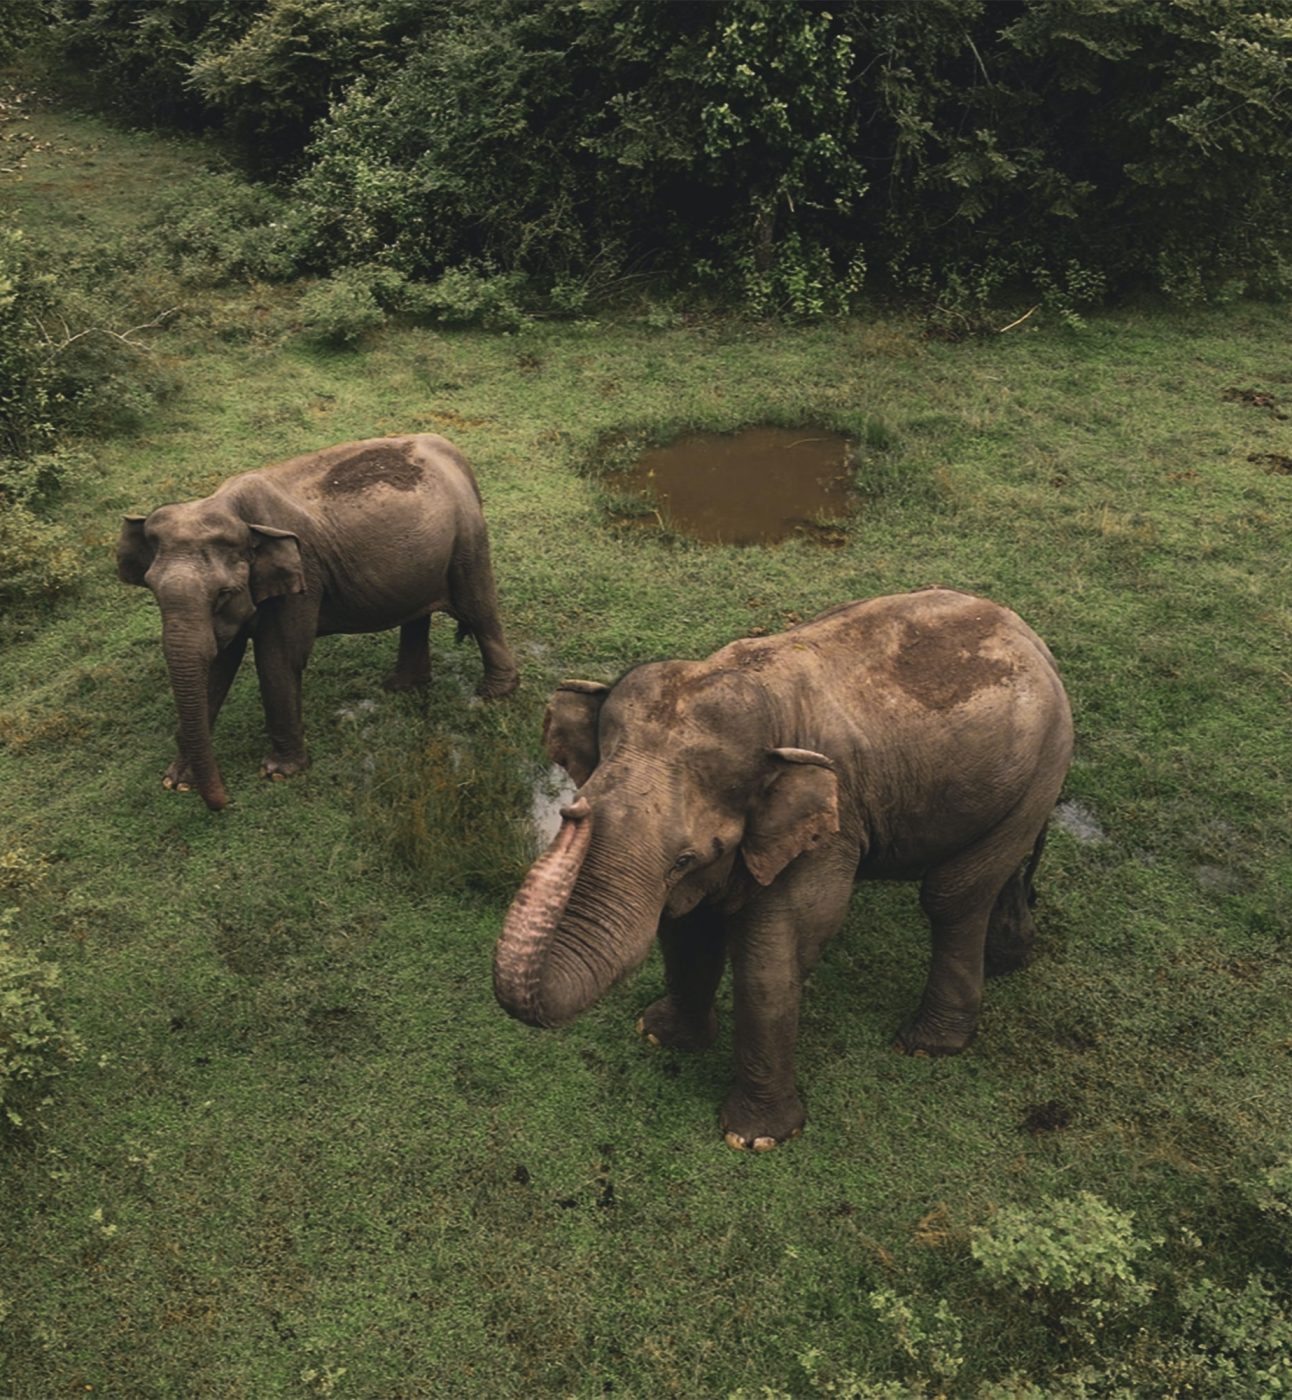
299,267,387,344
0,224,57,458
42,0,1292,312
0,911,84,1129
141,171,298,284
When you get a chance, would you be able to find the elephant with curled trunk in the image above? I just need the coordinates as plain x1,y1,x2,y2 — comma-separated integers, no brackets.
117,433,518,811
495,589,1073,1150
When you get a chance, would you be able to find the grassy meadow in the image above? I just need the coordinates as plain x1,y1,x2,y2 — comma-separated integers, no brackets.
2,102,1291,1397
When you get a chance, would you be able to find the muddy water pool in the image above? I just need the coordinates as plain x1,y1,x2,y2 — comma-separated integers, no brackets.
607,426,854,544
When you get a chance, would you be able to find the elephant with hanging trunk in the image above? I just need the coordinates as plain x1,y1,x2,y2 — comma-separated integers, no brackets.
494,589,1073,1150
117,433,518,811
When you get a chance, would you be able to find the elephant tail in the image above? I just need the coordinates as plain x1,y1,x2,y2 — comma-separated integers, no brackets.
1024,822,1049,908
455,619,475,644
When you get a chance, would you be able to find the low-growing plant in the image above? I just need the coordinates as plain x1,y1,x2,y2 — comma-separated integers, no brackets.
1172,1274,1292,1396
0,501,82,613
1244,1153,1292,1254
971,1192,1156,1342
361,718,541,900
299,269,388,344
0,448,90,514
0,846,49,899
865,1289,965,1392
0,912,85,1129
0,223,57,457
141,171,300,285
406,263,532,331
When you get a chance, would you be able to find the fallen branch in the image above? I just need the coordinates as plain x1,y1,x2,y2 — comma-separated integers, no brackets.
997,304,1039,334
38,307,181,360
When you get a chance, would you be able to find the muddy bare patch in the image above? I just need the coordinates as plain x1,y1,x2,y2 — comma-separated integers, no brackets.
1249,452,1292,475
606,426,854,545
321,447,422,494
1224,386,1288,419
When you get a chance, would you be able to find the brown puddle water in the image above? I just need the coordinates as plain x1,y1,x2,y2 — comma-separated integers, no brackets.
607,426,854,545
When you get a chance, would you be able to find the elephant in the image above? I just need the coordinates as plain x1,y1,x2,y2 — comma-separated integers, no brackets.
117,433,518,811
494,589,1073,1150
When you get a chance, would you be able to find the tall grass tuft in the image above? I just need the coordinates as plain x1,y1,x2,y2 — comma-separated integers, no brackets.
363,724,541,901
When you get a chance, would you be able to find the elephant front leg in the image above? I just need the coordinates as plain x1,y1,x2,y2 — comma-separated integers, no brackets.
723,926,807,1151
164,632,247,792
637,908,726,1052
721,856,856,1149
253,622,313,780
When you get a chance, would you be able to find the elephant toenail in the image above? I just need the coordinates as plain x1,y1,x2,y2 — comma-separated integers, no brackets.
753,1137,777,1152
723,1131,747,1151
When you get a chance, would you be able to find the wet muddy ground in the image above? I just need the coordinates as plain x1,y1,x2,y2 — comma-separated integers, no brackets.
607,426,854,545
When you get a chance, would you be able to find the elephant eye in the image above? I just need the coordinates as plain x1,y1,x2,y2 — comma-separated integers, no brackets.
671,853,697,874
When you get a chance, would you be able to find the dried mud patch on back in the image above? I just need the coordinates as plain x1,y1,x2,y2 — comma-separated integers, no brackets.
321,446,422,495
889,614,1015,710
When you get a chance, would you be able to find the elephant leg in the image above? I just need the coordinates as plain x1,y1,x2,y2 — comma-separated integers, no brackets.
164,632,247,791
637,907,727,1051
253,613,315,779
985,823,1048,977
448,538,518,699
384,614,431,692
899,818,1044,1055
722,852,856,1150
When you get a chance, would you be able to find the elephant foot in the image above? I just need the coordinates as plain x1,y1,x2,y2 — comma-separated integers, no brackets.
893,1004,977,1057
162,758,195,793
720,1088,805,1152
636,997,718,1052
476,669,519,700
260,752,310,781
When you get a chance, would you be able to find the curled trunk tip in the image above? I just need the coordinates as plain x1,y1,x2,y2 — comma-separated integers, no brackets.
494,807,594,1025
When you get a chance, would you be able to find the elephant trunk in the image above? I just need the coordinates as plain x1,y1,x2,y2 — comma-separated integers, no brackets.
162,618,228,812
494,797,594,1025
495,792,668,1027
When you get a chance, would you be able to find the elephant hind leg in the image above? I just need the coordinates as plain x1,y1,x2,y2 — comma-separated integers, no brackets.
637,907,727,1051
384,614,432,691
447,537,518,699
985,823,1048,977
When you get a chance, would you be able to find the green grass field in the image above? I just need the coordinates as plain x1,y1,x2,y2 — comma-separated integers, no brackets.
2,102,1291,1397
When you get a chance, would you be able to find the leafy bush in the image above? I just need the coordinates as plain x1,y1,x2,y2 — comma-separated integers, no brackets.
141,172,299,284
0,502,82,610
0,224,57,458
299,268,388,344
0,912,84,1129
971,1192,1156,1339
0,448,88,514
406,264,531,330
43,1,1292,313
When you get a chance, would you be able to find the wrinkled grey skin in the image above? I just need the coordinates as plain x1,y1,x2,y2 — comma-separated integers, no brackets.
494,589,1073,1150
117,433,518,810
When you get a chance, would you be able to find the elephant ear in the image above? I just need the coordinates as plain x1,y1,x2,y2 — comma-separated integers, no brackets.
116,515,155,587
742,748,840,886
542,680,609,786
248,524,306,604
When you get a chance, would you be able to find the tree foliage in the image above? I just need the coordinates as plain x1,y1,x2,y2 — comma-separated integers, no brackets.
35,0,1292,312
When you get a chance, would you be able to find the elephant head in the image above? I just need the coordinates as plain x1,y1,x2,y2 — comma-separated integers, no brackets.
117,498,306,810
494,666,839,1027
